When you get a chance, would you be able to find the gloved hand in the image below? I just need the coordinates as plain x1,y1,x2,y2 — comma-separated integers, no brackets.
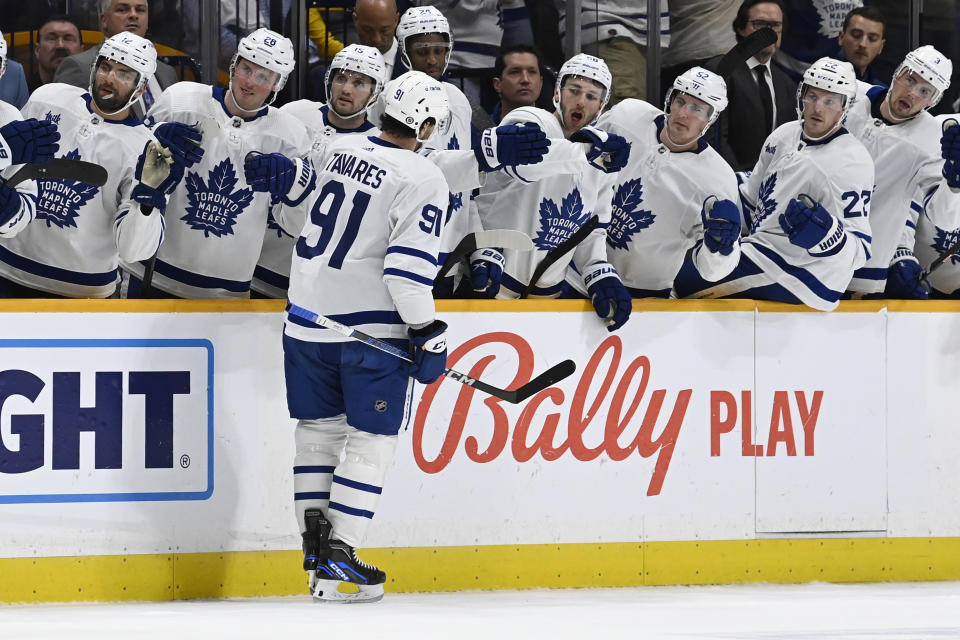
131,140,182,212
0,118,60,165
778,194,846,255
584,262,632,331
469,247,504,296
0,182,26,226
244,152,315,206
570,125,631,173
473,122,550,172
153,121,204,167
940,119,960,188
408,320,448,384
701,196,741,255
885,250,930,299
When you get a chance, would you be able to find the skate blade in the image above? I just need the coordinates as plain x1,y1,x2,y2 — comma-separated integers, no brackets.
311,579,384,604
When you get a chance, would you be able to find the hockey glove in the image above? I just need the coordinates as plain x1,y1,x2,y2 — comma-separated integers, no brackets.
131,140,181,212
153,122,204,167
0,182,26,227
570,125,631,173
244,152,316,206
885,249,930,299
779,195,846,256
584,262,632,331
469,247,504,297
408,320,448,384
474,122,550,172
701,196,742,255
0,118,60,165
940,119,960,188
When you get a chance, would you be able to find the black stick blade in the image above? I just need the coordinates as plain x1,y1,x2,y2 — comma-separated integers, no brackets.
509,359,577,403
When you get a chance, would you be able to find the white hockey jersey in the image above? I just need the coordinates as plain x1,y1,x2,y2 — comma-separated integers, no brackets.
597,99,740,296
738,121,873,310
284,135,450,343
125,83,310,298
0,101,39,239
0,85,162,298
844,84,960,294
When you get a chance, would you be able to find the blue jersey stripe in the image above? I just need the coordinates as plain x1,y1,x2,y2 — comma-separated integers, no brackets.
853,266,888,280
749,242,842,303
153,259,250,293
383,267,434,286
253,265,289,290
332,475,383,495
328,501,375,519
386,245,438,266
0,244,117,286
294,491,330,500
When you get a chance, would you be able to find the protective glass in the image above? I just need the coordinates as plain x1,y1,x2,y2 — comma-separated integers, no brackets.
234,59,279,88
670,94,713,121
800,86,845,111
330,70,375,92
896,70,937,101
95,60,138,85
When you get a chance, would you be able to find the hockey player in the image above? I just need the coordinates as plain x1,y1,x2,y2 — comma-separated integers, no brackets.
674,57,873,311
476,53,634,331
281,71,450,603
0,33,193,298
595,67,742,297
842,46,958,299
122,28,311,298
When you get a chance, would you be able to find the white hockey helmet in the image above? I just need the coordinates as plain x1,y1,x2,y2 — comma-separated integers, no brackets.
665,66,728,132
89,32,158,115
233,28,295,92
796,57,857,122
325,44,386,119
552,53,613,115
382,70,450,143
396,6,452,75
893,45,952,107
0,31,7,79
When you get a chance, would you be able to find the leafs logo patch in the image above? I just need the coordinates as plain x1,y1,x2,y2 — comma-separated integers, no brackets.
534,188,591,251
182,158,253,237
932,226,960,267
813,0,861,37
35,149,99,229
607,178,655,250
446,132,460,151
750,172,778,233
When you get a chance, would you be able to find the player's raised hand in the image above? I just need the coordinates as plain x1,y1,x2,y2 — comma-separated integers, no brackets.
570,125,630,173
474,122,551,171
940,118,960,188
701,196,742,255
244,152,315,206
469,247,504,297
779,194,846,256
153,122,204,167
132,140,180,212
0,118,60,165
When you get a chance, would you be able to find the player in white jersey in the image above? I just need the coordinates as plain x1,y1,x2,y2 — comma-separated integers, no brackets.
596,67,741,297
476,53,634,330
280,71,450,603
674,57,874,311
121,28,312,299
0,33,193,298
842,46,959,298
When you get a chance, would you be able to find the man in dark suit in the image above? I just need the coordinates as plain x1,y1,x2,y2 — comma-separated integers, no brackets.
708,0,797,171
53,0,177,118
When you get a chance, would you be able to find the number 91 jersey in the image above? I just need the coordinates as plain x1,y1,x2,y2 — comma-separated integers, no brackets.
285,135,450,344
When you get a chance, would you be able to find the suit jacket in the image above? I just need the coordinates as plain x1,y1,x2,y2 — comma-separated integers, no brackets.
706,55,798,172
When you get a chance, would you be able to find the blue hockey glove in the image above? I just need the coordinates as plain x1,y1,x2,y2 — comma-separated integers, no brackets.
473,122,550,172
885,250,930,299
584,262,632,331
570,125,631,173
131,140,182,212
408,320,448,384
469,247,504,297
0,118,60,165
0,182,25,226
153,121,204,167
779,195,846,256
244,152,315,206
940,119,960,188
701,196,742,255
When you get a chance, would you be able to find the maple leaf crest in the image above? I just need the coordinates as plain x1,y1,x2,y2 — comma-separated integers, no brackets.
448,191,462,214
932,226,960,266
534,188,591,251
812,0,855,37
750,172,778,233
181,158,253,237
607,178,655,250
35,148,99,229
446,132,460,150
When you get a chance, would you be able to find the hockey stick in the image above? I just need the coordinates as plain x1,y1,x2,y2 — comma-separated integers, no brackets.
519,215,599,299
436,229,535,280
285,302,576,403
716,28,778,79
5,159,108,189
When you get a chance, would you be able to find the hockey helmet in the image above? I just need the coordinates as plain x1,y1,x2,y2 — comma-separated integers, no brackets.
553,53,613,116
665,66,728,129
796,57,857,122
894,45,952,107
89,32,158,115
234,28,295,92
382,70,450,143
396,6,452,75
325,44,387,119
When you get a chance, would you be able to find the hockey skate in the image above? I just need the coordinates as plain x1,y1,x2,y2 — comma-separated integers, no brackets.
310,539,386,604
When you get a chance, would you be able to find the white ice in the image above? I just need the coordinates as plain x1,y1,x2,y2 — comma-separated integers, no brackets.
2,582,960,639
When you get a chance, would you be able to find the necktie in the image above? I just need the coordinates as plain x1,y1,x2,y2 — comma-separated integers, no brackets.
755,65,773,134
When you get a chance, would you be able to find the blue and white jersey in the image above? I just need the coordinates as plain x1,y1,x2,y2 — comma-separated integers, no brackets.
284,134,449,343
0,84,161,298
844,84,960,294
0,101,39,239
738,120,873,310
559,0,671,48
123,82,310,299
597,99,740,296
253,102,380,298
412,0,504,70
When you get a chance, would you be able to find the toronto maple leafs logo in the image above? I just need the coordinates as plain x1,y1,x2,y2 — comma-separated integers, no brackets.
765,143,777,155
932,227,960,267
534,188,592,251
35,149,99,229
607,178,655,250
43,111,61,125
182,159,253,237
813,0,862,37
749,173,778,233
446,132,460,150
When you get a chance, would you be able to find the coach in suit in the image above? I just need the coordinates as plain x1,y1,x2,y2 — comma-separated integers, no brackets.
53,0,177,118
707,0,797,171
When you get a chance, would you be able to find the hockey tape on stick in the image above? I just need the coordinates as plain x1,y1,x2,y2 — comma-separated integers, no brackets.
5,159,108,189
520,215,600,299
716,28,778,79
285,302,576,403
436,229,535,280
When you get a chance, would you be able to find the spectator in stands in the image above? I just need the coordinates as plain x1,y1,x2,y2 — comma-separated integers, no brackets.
708,0,797,171
0,57,29,109
54,0,178,117
660,0,739,99
353,0,402,80
27,15,83,92
490,43,543,123
837,6,886,84
774,0,863,82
